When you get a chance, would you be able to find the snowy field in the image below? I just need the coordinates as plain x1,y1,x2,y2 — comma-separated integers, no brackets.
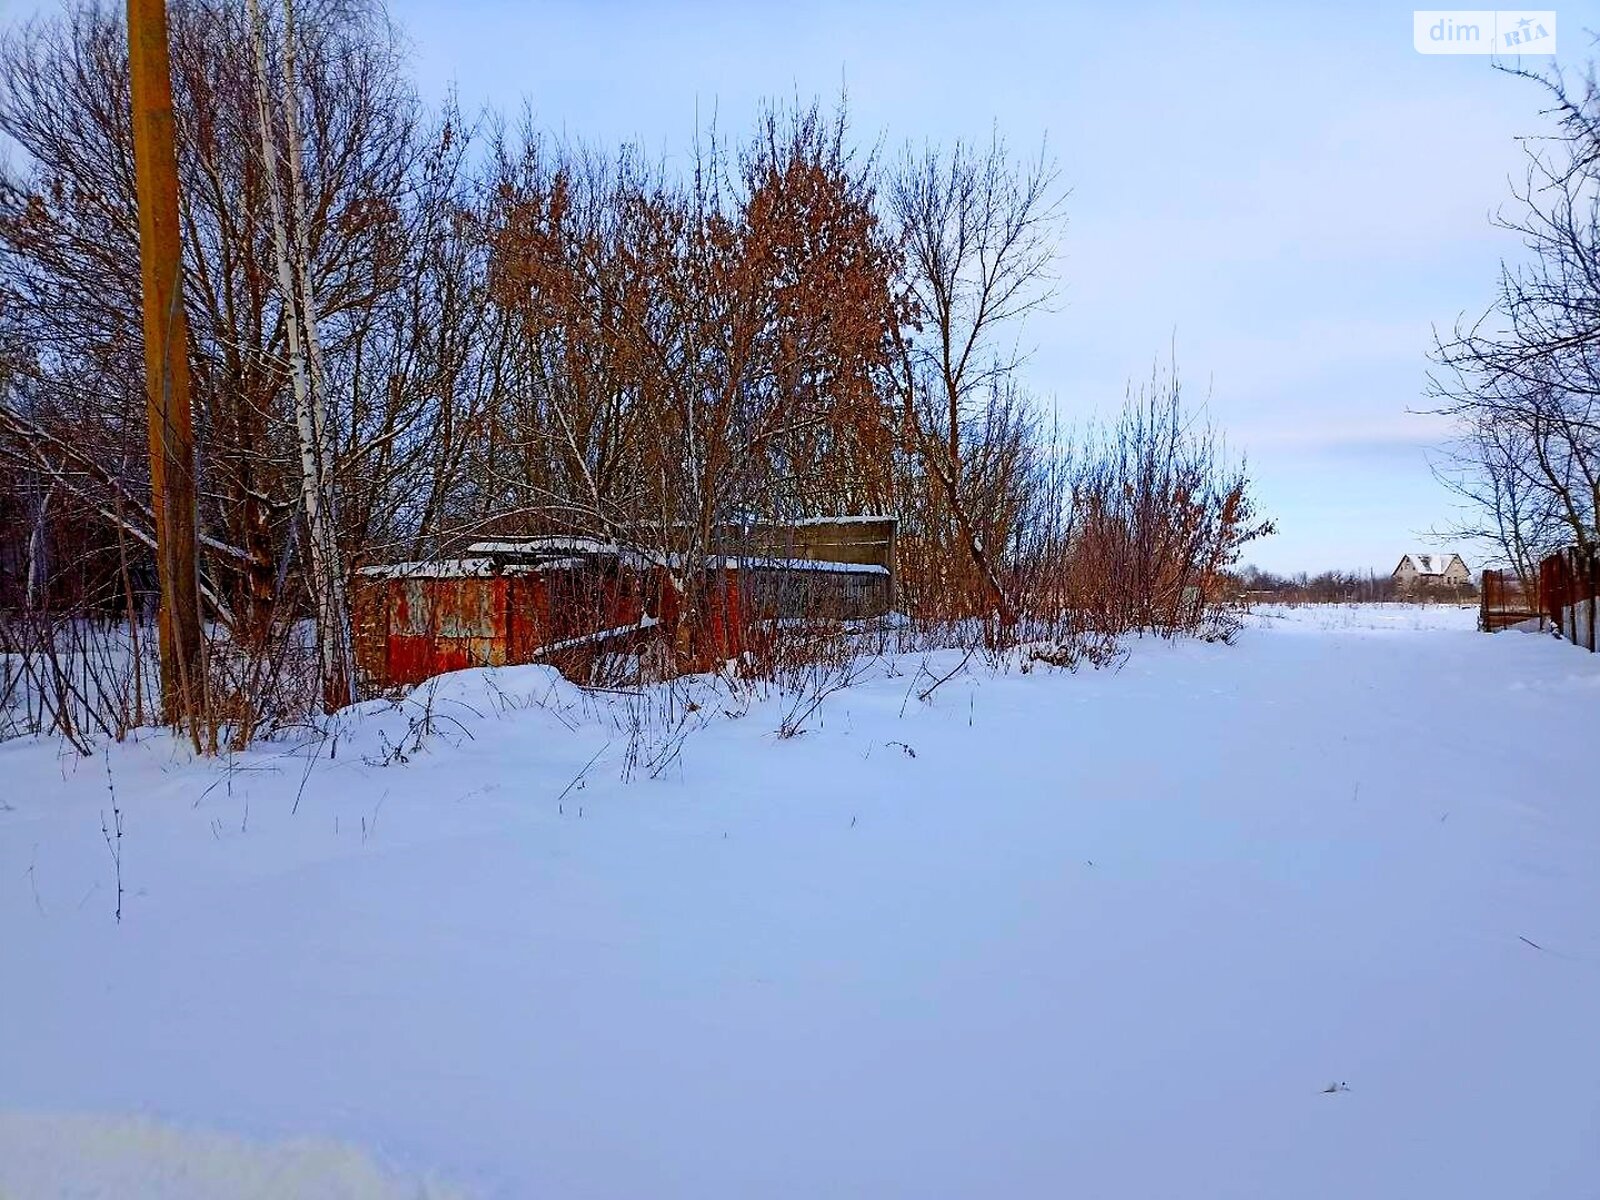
2,603,1597,1199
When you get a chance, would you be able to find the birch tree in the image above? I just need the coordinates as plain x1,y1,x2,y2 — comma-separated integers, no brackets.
246,0,353,707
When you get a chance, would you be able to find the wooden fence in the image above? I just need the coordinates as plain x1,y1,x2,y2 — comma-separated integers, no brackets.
1481,547,1600,650
1540,547,1600,651
1479,569,1541,632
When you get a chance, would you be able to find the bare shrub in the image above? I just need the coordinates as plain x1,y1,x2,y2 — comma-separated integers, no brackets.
0,610,159,751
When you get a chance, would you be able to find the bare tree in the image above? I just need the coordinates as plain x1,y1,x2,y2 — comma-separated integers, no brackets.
1432,50,1600,567
887,134,1064,623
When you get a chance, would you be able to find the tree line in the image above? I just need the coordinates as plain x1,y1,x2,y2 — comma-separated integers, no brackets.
1231,566,1478,605
0,0,1270,741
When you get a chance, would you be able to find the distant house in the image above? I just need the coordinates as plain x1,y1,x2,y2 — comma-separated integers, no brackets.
1392,551,1471,592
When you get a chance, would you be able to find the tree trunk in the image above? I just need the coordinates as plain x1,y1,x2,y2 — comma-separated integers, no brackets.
247,0,353,709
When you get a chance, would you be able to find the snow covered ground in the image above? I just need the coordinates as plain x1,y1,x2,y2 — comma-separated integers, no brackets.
2,603,1597,1199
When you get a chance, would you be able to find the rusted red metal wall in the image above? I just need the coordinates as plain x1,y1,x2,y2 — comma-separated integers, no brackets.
352,562,746,693
1481,551,1600,650
1538,548,1600,650
1479,569,1539,632
386,575,510,685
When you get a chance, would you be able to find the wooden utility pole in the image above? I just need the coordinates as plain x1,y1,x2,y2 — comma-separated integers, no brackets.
128,0,204,724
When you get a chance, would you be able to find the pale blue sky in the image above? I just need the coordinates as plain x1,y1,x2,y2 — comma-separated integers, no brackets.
385,0,1597,573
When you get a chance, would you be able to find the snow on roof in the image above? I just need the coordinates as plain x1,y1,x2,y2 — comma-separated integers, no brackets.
356,557,584,580
465,538,888,576
787,515,896,527
356,558,499,580
468,537,620,558
632,514,897,529
1397,551,1466,576
742,558,889,576
467,537,682,573
514,557,586,574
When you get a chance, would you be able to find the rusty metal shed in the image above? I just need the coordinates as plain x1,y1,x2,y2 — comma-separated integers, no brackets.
351,518,897,693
